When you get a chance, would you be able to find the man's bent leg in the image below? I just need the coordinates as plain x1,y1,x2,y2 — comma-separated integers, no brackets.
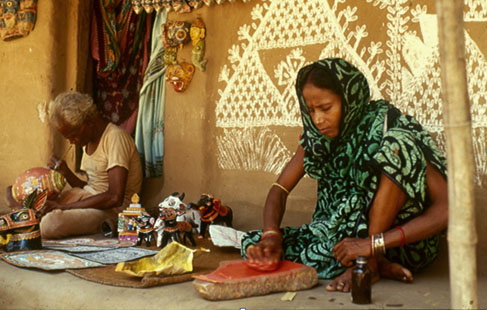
40,188,119,239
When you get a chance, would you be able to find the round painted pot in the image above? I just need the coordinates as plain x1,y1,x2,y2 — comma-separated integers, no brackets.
11,167,66,203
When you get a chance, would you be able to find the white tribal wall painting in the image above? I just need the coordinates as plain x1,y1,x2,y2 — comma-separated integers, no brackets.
215,0,487,184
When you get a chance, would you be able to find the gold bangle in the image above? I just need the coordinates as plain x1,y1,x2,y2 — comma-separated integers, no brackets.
373,233,386,255
262,230,282,238
272,182,289,195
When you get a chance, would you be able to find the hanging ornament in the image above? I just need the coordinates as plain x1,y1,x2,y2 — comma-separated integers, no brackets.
162,20,191,49
131,0,143,14
187,0,203,9
203,0,214,6
172,0,191,13
190,17,207,71
166,62,195,92
0,0,38,41
142,0,154,13
153,0,163,12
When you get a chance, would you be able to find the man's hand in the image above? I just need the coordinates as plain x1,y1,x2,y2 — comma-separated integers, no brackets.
47,156,69,175
38,199,64,217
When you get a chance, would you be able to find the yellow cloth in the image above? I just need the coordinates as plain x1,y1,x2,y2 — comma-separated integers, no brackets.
115,242,197,277
81,122,142,205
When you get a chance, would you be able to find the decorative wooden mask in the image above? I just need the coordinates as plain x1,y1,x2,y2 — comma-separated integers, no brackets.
163,47,178,66
162,20,191,49
191,17,207,72
0,190,45,252
0,0,38,41
166,62,195,92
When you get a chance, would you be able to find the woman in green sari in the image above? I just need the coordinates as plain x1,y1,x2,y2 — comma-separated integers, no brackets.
242,58,448,292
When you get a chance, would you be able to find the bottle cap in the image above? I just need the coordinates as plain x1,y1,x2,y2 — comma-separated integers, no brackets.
356,256,368,264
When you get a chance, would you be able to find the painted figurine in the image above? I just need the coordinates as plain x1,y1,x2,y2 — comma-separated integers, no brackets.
193,193,233,239
154,192,197,248
166,62,195,92
136,212,155,247
190,17,207,72
118,193,149,243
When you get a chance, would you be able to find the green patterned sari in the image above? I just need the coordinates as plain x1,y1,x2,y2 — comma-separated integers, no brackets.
241,58,447,279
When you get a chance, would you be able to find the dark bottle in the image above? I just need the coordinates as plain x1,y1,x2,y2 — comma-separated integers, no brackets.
351,256,372,304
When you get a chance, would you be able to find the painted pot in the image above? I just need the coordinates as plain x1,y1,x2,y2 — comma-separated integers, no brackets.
11,167,66,203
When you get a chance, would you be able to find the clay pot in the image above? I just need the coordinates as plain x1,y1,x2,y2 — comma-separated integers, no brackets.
11,167,66,203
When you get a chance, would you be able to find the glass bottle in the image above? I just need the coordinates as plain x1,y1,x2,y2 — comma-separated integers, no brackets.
351,256,372,304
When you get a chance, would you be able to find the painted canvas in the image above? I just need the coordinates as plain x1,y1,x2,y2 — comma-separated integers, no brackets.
42,245,114,253
0,250,103,270
42,238,95,247
70,247,159,265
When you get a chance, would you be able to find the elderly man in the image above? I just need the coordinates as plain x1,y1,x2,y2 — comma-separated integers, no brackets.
6,91,142,239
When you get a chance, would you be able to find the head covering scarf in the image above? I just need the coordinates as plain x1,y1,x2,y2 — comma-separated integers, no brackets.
242,58,447,279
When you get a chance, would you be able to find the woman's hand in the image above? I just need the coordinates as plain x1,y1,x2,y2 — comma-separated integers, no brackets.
245,237,282,271
333,237,370,267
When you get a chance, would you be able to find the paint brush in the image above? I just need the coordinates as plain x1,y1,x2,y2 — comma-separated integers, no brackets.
54,145,73,170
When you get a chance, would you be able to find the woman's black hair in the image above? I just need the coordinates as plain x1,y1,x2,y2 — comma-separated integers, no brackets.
306,65,342,95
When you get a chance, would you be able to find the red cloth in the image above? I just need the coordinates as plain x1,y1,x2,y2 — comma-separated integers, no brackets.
91,0,153,132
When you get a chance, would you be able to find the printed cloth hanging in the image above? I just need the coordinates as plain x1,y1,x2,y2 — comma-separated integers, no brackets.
0,0,38,41
135,11,167,177
91,0,153,131
131,0,252,14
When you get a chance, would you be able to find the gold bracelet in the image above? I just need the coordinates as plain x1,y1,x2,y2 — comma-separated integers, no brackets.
272,182,289,195
373,233,386,255
261,230,282,242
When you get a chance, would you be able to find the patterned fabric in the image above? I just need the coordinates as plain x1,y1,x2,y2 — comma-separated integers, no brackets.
241,58,447,279
135,10,167,177
91,0,153,129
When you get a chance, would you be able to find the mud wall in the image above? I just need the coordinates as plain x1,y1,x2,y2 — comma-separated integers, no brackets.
0,0,485,260
0,0,91,213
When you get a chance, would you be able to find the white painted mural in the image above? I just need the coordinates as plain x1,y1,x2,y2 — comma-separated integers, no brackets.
215,0,487,184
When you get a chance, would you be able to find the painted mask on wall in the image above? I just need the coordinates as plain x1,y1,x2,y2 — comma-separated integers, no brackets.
191,17,207,72
162,20,191,49
163,46,178,66
166,62,195,92
0,0,38,41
